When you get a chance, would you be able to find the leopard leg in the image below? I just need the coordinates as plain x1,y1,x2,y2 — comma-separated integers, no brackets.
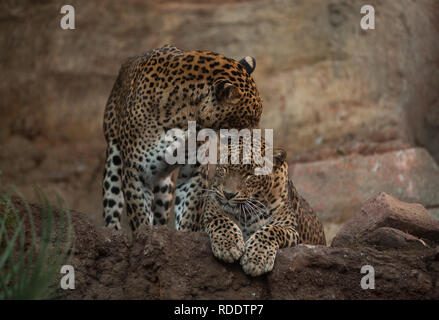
174,164,208,231
121,159,154,233
240,224,300,277
152,174,175,225
103,140,124,230
202,198,245,263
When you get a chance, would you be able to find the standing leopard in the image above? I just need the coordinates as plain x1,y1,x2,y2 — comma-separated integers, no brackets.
202,136,326,276
102,45,262,233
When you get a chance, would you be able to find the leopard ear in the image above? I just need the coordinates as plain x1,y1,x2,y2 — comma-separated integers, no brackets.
216,82,241,104
273,148,287,167
239,56,256,74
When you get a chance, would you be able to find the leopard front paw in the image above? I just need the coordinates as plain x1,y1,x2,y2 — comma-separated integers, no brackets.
240,236,278,277
210,231,245,263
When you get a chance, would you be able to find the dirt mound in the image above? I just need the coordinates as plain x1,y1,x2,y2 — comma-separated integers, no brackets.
9,193,438,299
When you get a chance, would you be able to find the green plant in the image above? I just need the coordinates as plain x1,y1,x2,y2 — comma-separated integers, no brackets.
0,190,72,299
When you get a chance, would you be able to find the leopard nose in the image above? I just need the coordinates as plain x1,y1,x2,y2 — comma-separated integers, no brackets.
223,190,237,200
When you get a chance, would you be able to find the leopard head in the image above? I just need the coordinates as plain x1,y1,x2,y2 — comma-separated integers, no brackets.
209,141,288,222
193,52,263,130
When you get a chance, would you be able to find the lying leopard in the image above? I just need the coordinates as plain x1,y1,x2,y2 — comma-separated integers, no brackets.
202,137,326,276
102,45,262,233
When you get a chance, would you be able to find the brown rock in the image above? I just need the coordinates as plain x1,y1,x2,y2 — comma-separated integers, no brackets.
332,192,439,248
60,213,439,299
8,199,438,300
364,227,427,250
291,148,439,238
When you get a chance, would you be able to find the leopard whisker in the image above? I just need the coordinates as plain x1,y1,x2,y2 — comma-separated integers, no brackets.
199,188,216,196
246,200,266,221
241,203,248,230
245,201,263,222
249,198,266,210
248,199,267,218
199,192,215,198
